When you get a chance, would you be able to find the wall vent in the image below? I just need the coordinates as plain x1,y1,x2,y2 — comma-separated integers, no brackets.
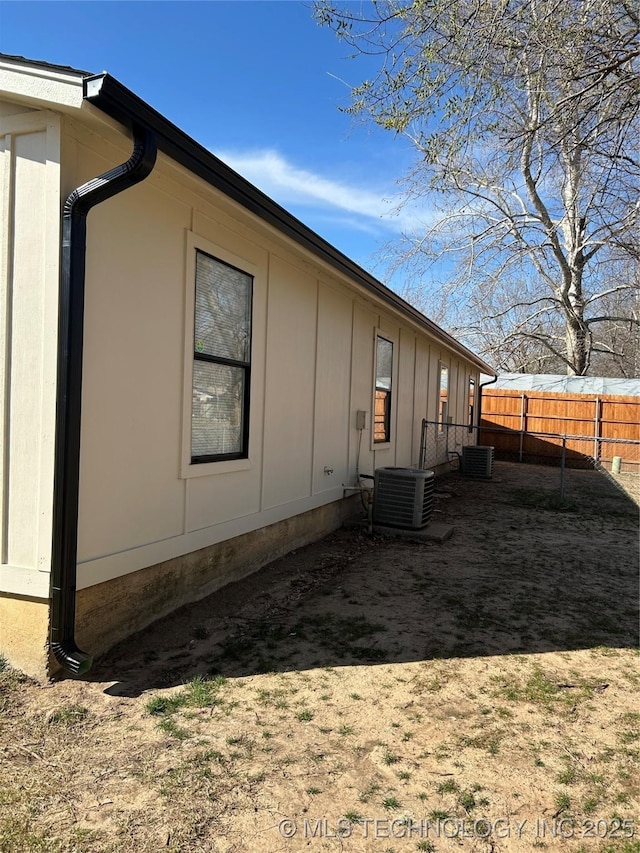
462,445,495,479
373,467,435,529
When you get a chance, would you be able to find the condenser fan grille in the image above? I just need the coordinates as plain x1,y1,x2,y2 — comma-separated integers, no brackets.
462,445,495,479
373,467,435,529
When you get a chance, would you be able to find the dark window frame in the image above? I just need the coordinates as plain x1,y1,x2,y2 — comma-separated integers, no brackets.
374,335,393,444
191,249,253,464
438,362,449,434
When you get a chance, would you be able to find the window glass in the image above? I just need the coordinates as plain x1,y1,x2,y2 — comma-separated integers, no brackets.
374,336,393,443
192,362,245,458
195,252,251,362
192,251,252,462
438,364,449,432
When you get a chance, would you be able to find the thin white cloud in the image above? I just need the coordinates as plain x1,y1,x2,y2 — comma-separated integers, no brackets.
214,148,434,234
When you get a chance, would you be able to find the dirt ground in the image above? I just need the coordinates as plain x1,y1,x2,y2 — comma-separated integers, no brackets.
1,462,638,853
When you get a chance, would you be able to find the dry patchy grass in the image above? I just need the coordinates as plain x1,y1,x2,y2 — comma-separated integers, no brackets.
1,464,638,852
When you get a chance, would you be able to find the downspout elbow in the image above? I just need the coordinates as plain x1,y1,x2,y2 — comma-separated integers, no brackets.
51,125,157,676
477,373,498,441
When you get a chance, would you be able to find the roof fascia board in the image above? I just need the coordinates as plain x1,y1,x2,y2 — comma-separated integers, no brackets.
83,72,493,374
0,59,84,113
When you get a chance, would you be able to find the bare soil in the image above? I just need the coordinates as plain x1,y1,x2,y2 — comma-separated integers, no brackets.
1,462,638,853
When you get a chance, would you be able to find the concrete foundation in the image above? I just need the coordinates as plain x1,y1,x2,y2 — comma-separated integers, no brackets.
2,499,359,680
69,496,360,675
373,521,455,544
0,594,50,681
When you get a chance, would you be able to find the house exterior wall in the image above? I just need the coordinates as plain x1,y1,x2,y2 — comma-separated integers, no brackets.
0,103,61,600
74,495,358,660
0,101,62,676
0,87,481,676
59,114,480,600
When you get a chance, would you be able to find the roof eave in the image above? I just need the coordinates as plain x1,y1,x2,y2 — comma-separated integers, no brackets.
0,54,86,112
83,72,494,375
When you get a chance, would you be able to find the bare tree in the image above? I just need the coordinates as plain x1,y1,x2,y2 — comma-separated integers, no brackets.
315,0,640,375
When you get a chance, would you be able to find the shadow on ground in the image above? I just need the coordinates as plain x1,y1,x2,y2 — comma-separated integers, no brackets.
91,462,639,698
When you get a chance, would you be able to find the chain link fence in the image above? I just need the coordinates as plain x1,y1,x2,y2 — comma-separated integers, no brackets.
418,418,640,502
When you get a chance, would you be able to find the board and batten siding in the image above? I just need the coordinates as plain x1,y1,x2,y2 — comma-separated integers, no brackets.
262,255,318,509
312,282,352,497
0,103,61,599
1,106,479,602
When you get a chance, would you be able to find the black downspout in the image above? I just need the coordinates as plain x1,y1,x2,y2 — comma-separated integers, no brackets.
50,125,157,675
477,374,498,445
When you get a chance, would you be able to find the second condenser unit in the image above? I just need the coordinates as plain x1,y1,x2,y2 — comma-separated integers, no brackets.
373,467,435,529
461,445,495,479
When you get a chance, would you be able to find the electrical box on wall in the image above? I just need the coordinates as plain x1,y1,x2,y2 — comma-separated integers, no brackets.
356,410,367,430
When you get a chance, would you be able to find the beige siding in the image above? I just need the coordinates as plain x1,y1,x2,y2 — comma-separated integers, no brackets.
396,329,416,466
412,339,431,462
426,349,443,423
312,283,352,495
0,106,60,597
455,360,465,423
262,256,317,509
76,146,189,561
1,106,481,597
0,103,36,118
6,131,46,568
349,302,376,476
0,64,497,680
449,359,459,423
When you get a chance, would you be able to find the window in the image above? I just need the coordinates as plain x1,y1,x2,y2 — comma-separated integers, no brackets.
191,250,252,463
374,335,393,443
468,376,476,430
438,363,449,433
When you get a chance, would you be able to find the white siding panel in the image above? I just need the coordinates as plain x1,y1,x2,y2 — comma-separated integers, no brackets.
0,103,36,118
261,255,316,509
449,359,461,424
186,467,261,532
395,328,416,467
5,130,46,568
0,132,9,566
77,159,189,562
413,339,430,462
427,349,440,422
348,302,376,478
312,283,352,494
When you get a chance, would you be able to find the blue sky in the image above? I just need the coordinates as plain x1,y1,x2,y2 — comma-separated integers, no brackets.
0,1,434,284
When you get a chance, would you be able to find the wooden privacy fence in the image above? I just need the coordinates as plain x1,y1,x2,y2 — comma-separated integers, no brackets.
480,389,640,471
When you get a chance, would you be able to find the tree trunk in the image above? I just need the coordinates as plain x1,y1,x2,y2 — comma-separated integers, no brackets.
566,316,587,375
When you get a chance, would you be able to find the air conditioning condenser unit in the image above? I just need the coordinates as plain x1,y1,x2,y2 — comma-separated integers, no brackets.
462,445,495,479
373,467,435,530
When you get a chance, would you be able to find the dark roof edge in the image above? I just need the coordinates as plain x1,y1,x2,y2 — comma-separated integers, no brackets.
83,72,494,375
0,52,92,77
